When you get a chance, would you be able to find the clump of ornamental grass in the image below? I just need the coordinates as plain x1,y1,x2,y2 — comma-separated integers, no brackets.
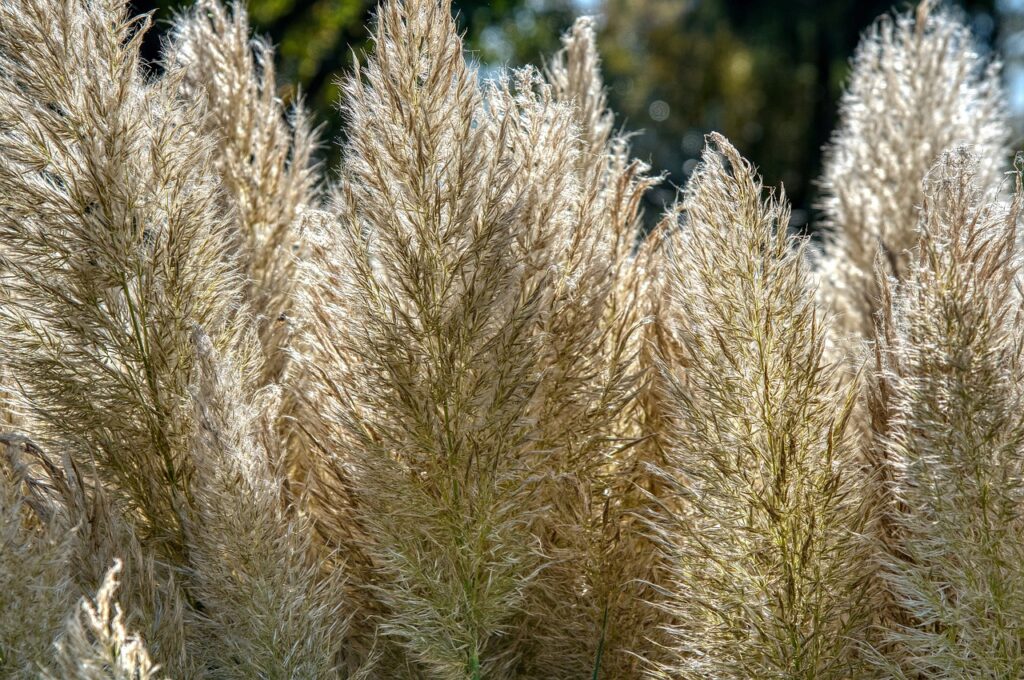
294,0,567,671
870,148,1024,678
3,0,1024,676
645,134,879,679
0,0,243,564
0,0,348,674
816,0,1010,347
0,0,233,664
296,1,658,674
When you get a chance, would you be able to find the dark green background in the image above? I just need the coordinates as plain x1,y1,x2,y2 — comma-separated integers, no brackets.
134,0,1009,231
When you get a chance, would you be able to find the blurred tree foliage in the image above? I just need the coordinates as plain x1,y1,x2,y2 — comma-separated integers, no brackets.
134,0,999,227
